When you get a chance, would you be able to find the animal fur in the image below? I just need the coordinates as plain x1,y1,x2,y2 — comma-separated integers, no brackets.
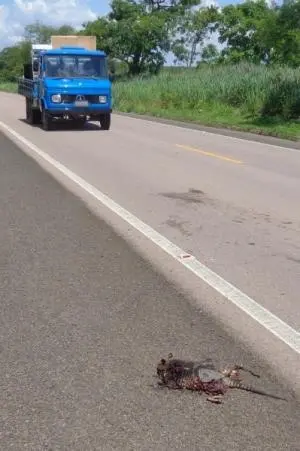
156,353,286,403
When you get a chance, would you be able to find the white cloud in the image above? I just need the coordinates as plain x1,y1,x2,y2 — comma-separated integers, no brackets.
14,0,97,24
192,0,221,11
0,0,98,49
0,4,24,46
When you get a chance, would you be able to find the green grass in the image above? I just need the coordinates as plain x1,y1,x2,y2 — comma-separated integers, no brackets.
0,81,17,93
113,63,300,141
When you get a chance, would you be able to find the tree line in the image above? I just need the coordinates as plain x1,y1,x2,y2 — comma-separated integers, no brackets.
1,0,300,82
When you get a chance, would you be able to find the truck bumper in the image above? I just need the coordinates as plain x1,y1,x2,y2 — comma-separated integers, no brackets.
46,105,112,118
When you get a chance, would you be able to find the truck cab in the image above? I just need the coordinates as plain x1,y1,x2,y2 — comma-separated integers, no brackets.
18,37,112,131
32,44,52,78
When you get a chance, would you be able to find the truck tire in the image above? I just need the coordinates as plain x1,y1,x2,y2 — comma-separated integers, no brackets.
26,98,41,125
42,108,53,131
74,117,86,128
99,113,111,130
26,98,31,122
33,109,42,124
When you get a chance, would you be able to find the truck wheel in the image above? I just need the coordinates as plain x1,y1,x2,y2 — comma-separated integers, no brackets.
42,108,53,131
74,118,86,128
99,113,111,130
26,98,32,122
33,110,41,124
26,99,41,125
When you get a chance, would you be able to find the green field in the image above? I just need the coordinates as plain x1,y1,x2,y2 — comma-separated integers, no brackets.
2,63,300,140
114,64,300,140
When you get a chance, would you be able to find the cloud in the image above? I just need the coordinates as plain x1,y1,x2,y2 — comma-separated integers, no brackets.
14,0,97,25
0,4,24,45
0,0,98,48
193,0,221,10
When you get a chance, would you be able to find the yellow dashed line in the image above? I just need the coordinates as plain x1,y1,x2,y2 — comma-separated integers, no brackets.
176,144,243,164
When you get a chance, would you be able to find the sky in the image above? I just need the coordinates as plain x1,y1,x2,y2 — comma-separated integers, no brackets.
0,0,241,49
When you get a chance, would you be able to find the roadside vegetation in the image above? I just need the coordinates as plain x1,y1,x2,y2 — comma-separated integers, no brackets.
114,64,300,139
1,0,300,140
0,82,17,93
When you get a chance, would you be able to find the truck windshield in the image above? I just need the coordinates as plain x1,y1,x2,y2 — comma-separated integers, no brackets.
44,55,108,78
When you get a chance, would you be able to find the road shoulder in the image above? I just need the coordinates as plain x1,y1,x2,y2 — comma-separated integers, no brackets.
115,111,300,150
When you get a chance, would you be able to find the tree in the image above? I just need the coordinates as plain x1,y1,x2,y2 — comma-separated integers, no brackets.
171,5,219,67
0,21,76,82
82,0,173,75
201,43,219,63
144,0,200,12
265,0,300,67
0,40,31,82
24,22,76,44
2,0,300,86
80,17,112,54
216,0,277,64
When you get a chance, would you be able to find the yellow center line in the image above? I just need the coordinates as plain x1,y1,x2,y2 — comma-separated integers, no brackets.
176,144,243,165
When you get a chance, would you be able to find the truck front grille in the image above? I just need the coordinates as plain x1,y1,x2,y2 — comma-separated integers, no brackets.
61,94,101,104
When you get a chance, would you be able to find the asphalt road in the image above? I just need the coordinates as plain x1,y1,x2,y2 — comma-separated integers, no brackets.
0,89,300,450
1,113,300,451
1,93,300,331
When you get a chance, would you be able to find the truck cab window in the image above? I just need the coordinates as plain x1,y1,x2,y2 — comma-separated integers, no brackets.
44,55,107,78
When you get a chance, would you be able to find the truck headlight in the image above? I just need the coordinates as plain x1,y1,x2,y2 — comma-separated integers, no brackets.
98,95,107,104
51,94,61,103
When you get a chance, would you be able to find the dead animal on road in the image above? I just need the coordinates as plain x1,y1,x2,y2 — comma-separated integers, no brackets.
155,353,286,404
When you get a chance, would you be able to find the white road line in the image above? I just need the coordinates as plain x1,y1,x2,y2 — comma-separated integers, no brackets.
1,120,300,354
116,113,300,154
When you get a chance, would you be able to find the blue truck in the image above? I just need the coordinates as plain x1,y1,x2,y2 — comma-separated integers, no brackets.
18,37,113,131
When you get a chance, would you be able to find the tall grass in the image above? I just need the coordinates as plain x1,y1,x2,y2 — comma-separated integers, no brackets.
0,81,17,93
114,63,300,121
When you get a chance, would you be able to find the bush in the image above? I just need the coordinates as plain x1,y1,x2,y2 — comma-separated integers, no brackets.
261,77,300,119
113,63,300,120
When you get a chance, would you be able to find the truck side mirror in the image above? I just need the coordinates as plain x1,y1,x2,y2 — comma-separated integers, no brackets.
33,60,39,72
109,73,115,82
